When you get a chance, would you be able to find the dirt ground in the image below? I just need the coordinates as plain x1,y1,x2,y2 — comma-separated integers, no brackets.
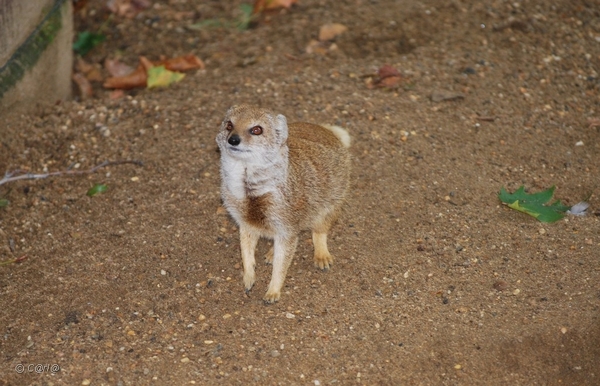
1,0,599,384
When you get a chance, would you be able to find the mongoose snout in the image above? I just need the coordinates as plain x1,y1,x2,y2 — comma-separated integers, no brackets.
227,133,241,146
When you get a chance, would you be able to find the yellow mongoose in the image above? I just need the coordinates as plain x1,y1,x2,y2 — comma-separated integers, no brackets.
216,104,351,303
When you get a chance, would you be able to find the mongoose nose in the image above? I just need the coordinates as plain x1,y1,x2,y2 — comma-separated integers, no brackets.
228,134,241,146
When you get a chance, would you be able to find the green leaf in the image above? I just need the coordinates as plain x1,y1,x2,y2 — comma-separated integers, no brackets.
187,19,226,30
187,4,256,31
0,198,9,207
73,31,106,56
147,65,185,89
499,185,570,223
236,3,255,30
87,183,108,197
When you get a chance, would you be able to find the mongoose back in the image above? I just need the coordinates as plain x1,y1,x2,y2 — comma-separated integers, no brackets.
216,104,351,303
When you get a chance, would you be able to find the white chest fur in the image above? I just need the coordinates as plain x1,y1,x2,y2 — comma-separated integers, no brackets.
220,151,288,202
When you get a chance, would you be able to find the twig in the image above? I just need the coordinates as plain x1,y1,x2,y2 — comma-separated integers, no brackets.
0,160,143,187
0,255,27,266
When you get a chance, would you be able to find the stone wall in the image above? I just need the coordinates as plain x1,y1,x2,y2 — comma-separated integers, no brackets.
0,0,73,114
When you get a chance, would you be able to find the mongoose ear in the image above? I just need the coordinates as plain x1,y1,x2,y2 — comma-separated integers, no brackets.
275,114,288,144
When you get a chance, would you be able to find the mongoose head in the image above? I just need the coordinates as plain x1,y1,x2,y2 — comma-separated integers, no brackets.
216,104,288,162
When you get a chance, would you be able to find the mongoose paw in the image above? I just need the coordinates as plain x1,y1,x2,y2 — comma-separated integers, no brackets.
314,253,334,271
243,272,255,292
262,290,280,304
264,247,274,265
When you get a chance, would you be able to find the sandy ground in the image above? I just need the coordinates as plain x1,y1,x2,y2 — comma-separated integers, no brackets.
1,0,599,384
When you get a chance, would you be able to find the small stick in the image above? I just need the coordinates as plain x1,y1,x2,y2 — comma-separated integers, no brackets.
0,160,143,187
284,53,301,61
0,255,27,266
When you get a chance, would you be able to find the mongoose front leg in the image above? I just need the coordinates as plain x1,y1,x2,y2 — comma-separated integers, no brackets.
240,226,259,293
263,235,298,303
312,231,334,270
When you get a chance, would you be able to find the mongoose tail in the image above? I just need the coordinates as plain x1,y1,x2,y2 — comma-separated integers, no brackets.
322,124,351,148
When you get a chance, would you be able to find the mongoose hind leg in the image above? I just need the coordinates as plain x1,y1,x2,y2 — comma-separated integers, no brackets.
312,231,334,270
240,226,259,292
264,246,274,265
264,235,298,303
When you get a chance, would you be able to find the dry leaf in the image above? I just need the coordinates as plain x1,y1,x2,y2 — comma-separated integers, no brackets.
367,65,404,89
106,0,151,18
253,0,298,14
376,75,402,88
377,64,400,79
104,58,135,77
76,57,103,82
305,39,327,55
103,63,147,89
108,89,126,100
139,56,154,71
158,54,205,72
318,23,348,41
102,54,203,90
73,72,93,98
76,57,94,74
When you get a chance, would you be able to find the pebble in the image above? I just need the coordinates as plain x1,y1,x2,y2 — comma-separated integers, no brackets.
561,327,567,334
160,270,167,275
181,357,190,363
512,289,521,295
493,280,508,291
285,312,296,319
270,350,280,357
82,380,91,386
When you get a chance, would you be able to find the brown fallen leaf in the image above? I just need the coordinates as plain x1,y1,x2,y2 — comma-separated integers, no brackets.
106,0,151,18
76,57,103,82
103,63,147,89
103,54,204,90
109,89,126,100
139,56,154,71
318,23,348,41
73,72,93,98
76,57,94,74
104,58,135,77
158,54,205,72
366,65,404,89
376,76,402,88
305,39,328,55
253,0,298,14
377,64,400,79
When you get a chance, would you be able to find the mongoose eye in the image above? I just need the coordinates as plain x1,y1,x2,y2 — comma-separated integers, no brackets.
250,126,263,135
226,121,234,131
